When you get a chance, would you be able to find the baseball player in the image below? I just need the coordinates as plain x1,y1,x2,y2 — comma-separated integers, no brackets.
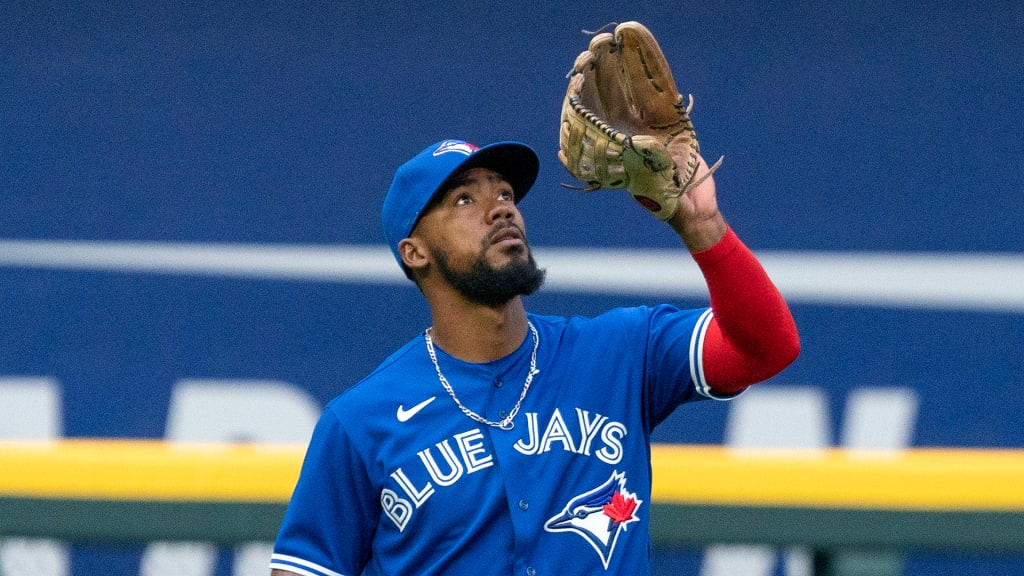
271,23,799,576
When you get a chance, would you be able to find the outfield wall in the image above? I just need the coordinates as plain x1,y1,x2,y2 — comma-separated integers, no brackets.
2,441,1024,576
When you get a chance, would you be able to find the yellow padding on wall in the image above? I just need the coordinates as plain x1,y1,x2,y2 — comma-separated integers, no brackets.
652,445,1024,511
0,440,304,502
2,441,1024,510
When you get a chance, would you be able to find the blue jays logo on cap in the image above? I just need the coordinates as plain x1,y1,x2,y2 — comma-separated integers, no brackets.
381,138,540,273
544,471,643,569
433,140,479,156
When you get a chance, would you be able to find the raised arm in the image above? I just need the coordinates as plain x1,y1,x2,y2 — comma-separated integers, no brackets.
670,155,800,394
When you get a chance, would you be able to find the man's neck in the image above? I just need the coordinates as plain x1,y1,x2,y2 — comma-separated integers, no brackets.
427,297,529,363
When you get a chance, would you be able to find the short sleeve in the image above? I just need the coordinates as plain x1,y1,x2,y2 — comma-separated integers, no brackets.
644,305,743,426
271,407,378,576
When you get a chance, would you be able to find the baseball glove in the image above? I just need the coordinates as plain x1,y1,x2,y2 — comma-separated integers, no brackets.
558,21,723,220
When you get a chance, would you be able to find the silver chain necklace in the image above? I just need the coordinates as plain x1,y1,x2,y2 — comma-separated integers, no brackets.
424,322,540,431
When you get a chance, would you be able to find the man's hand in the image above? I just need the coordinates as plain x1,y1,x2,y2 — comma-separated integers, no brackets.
669,153,727,252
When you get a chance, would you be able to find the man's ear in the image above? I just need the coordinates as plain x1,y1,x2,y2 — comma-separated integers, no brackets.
398,237,430,272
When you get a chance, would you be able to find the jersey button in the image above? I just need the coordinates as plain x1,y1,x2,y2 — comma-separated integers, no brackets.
499,409,509,419
518,499,529,511
526,567,536,576
494,377,504,388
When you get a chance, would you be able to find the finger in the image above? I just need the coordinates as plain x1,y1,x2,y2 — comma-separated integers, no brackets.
585,32,632,128
614,22,683,129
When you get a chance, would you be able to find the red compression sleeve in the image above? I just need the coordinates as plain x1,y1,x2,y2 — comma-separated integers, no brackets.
690,227,800,394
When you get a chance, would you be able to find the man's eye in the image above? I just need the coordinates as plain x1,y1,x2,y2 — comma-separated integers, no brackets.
498,190,514,201
455,194,472,205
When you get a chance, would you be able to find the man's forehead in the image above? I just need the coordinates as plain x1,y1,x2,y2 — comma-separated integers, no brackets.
447,167,508,188
435,168,510,204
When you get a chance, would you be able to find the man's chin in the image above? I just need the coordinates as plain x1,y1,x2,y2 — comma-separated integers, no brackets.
491,244,530,264
434,244,545,305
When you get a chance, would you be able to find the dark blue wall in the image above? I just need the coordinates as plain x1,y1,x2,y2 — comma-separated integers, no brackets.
2,1,1022,575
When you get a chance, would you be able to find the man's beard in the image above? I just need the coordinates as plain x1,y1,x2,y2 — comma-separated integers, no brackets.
433,242,546,307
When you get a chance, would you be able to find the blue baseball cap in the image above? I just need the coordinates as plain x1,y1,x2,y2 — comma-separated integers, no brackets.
382,139,540,271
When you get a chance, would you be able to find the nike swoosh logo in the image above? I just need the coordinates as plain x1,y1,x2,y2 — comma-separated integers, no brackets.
397,396,437,422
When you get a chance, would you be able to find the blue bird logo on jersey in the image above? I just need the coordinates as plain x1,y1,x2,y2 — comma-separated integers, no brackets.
543,471,643,569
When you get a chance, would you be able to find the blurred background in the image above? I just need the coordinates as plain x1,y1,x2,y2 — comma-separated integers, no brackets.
1,1,1022,575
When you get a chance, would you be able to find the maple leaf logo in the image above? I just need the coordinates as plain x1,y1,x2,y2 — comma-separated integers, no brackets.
603,490,639,525
544,471,644,569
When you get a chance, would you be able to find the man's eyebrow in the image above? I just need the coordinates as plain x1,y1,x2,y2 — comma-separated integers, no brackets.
441,171,511,199
444,173,472,190
448,170,509,189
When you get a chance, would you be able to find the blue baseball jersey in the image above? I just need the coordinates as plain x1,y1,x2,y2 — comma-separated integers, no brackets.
271,305,737,576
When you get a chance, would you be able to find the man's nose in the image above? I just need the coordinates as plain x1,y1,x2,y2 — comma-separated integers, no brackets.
487,200,516,223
